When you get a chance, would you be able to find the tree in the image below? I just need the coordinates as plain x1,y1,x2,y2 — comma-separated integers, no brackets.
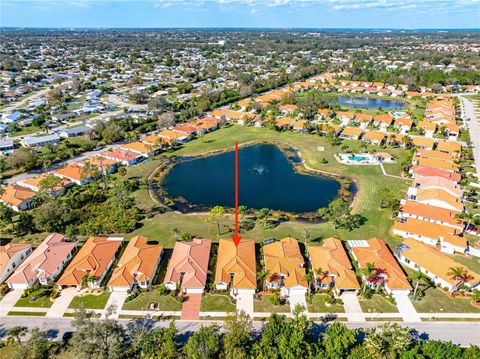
183,325,222,359
38,175,62,196
127,319,177,359
70,307,128,359
447,266,473,293
361,262,377,291
321,322,357,359
6,326,28,346
364,323,412,359
411,270,425,297
156,112,176,130
204,205,225,235
223,311,253,359
238,205,248,220
318,198,364,230
256,207,272,228
14,328,52,359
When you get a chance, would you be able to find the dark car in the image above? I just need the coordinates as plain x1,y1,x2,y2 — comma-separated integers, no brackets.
465,197,479,203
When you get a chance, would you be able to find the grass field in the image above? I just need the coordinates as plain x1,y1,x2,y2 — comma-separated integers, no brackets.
412,287,480,313
308,294,345,313
254,294,290,313
68,291,111,310
15,294,53,308
122,290,182,311
201,293,236,312
359,294,399,313
7,311,46,316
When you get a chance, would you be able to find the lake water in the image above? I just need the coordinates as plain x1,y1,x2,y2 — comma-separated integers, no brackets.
334,96,406,109
161,144,341,213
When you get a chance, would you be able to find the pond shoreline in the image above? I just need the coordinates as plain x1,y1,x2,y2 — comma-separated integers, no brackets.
152,140,357,222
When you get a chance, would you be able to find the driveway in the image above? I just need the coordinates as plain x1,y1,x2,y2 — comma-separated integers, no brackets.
0,289,23,316
102,291,128,319
393,293,421,322
45,288,78,318
341,292,366,322
180,293,202,321
236,292,254,317
289,292,308,314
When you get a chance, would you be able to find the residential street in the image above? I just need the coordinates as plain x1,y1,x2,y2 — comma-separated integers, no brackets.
108,94,148,110
458,95,480,178
0,316,478,346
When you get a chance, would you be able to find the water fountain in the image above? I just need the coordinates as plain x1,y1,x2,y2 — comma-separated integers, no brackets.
252,165,267,175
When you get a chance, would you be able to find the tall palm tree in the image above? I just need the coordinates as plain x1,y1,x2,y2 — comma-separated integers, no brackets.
361,262,377,291
447,266,473,293
256,208,272,228
412,270,423,296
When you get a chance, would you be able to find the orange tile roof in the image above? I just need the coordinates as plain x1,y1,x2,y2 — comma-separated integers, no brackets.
108,236,163,287
417,121,437,132
437,140,462,154
415,149,458,162
19,174,71,192
363,131,386,142
8,233,76,284
398,238,480,286
80,156,117,170
101,148,143,162
393,217,463,243
412,137,435,149
350,238,411,291
275,117,295,127
158,130,190,140
337,111,355,119
53,164,95,182
412,157,458,172
215,238,256,289
410,165,461,183
164,238,211,290
263,237,307,289
57,236,123,286
307,238,360,290
341,126,363,137
374,114,394,125
0,184,36,208
416,188,463,211
121,141,158,154
211,109,226,117
414,176,463,197
142,135,164,145
354,113,372,123
400,200,462,227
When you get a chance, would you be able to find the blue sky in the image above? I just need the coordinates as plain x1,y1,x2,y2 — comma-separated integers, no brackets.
1,0,479,29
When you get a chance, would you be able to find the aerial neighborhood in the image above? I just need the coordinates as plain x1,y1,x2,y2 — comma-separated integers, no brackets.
0,24,480,357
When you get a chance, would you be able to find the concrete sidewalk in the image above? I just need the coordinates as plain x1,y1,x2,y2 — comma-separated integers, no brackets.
341,292,366,322
0,289,24,316
45,288,78,318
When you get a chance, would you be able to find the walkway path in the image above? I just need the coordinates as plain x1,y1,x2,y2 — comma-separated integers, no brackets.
45,288,77,318
180,294,202,321
236,292,254,317
0,289,23,316
289,292,308,314
379,163,409,180
393,293,421,322
341,292,366,322
101,291,128,319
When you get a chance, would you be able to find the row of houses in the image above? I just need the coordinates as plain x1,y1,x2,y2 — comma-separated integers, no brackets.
0,116,225,212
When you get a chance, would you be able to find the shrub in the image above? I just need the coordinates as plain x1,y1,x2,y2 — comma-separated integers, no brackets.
178,295,185,303
157,284,169,296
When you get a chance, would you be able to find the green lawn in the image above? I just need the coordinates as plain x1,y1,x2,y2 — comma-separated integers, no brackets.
69,291,111,310
359,294,398,313
15,295,53,308
308,294,345,313
254,294,290,313
412,287,480,313
201,293,236,312
7,311,46,316
122,290,182,311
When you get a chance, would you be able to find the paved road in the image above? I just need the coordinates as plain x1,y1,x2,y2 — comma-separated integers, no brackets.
108,94,147,110
458,95,480,178
0,317,478,346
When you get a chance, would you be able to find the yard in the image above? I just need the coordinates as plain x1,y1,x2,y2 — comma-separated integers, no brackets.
359,294,398,313
254,294,290,313
200,293,236,312
15,294,53,308
412,287,480,314
122,290,182,311
308,294,345,313
68,291,111,310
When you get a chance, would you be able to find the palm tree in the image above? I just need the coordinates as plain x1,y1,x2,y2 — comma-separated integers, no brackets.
314,267,327,289
6,326,28,346
238,205,248,220
471,291,480,304
361,262,377,291
447,266,473,293
257,268,268,292
256,208,272,228
411,270,423,296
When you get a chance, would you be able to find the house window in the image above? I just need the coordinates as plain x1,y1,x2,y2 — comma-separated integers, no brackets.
414,264,420,269
404,258,410,264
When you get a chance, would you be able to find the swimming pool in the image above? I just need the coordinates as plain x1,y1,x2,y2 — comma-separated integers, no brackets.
348,155,370,162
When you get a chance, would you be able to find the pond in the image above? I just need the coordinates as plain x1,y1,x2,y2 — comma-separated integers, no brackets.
334,95,406,109
161,144,342,214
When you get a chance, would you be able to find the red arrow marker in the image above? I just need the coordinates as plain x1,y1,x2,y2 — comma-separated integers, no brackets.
232,141,242,248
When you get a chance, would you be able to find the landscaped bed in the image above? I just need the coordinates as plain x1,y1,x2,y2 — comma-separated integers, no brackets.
122,291,182,311
69,291,111,310
359,294,398,313
308,294,345,313
254,294,290,313
200,293,236,312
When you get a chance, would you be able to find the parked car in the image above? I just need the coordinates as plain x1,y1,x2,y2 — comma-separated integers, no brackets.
465,197,479,203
